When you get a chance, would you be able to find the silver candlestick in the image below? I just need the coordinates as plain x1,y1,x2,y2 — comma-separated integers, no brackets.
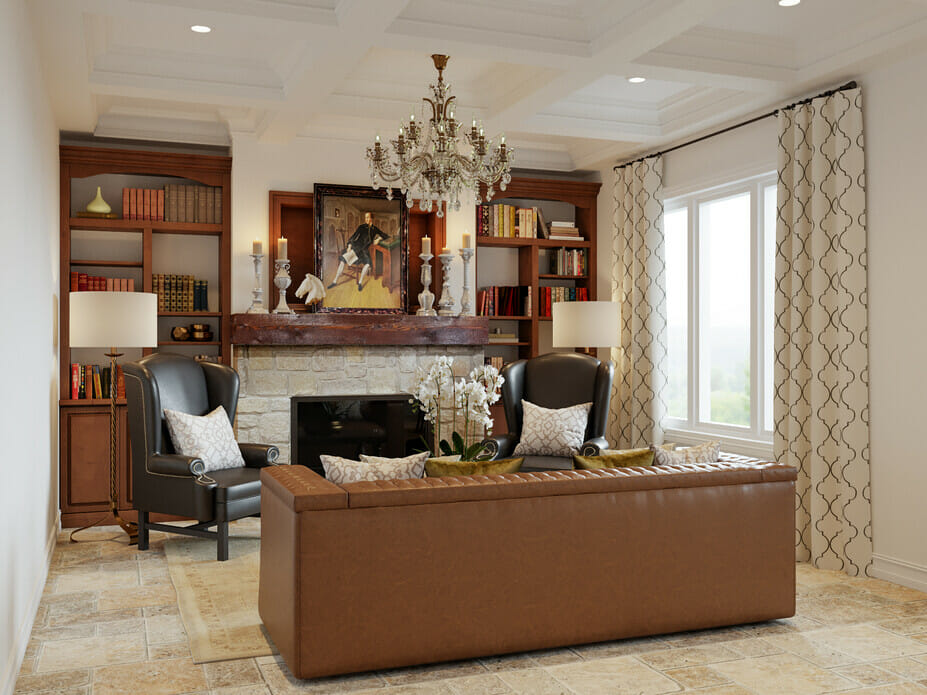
458,247,474,316
246,254,268,314
417,253,437,316
437,252,456,316
272,259,295,314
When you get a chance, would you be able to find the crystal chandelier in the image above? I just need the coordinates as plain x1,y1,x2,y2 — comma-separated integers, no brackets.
365,54,513,218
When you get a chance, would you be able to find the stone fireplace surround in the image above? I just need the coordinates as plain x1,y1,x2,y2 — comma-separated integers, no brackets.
231,314,488,464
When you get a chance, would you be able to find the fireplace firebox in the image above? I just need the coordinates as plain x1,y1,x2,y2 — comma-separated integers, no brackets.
291,394,430,474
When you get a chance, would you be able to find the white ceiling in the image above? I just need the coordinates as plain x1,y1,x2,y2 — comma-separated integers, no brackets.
28,0,927,170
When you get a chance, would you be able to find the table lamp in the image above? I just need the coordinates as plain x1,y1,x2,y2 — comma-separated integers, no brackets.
552,300,620,349
69,291,157,542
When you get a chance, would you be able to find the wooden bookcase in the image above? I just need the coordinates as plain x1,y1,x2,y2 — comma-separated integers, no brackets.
59,145,232,528
475,176,602,433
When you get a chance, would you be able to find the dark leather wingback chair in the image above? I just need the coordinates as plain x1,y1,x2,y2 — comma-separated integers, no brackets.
124,353,279,561
484,353,614,472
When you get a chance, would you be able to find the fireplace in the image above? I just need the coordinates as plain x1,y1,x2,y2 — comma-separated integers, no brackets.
291,394,429,475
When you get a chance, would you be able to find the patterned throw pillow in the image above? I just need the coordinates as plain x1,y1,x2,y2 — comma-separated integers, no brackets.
512,400,592,457
358,451,430,478
163,405,245,472
651,440,721,466
425,457,524,477
322,451,428,484
573,449,654,470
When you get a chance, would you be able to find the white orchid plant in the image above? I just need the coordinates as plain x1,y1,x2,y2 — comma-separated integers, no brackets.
411,357,504,460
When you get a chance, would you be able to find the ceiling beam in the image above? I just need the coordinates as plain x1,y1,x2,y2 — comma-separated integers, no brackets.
483,0,739,135
255,0,411,143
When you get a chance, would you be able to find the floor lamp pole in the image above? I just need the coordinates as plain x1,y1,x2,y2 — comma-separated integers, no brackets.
107,349,138,544
70,350,138,544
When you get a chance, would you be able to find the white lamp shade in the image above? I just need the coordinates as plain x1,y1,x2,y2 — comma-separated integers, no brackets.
552,301,620,348
69,292,158,348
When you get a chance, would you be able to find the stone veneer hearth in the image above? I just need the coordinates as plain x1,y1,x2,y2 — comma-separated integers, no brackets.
232,344,484,464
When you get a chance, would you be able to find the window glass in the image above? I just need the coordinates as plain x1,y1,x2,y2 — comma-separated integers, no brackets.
700,193,751,427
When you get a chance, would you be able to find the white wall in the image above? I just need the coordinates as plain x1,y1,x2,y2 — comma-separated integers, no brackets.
231,133,473,315
595,57,927,588
859,51,927,589
0,1,61,692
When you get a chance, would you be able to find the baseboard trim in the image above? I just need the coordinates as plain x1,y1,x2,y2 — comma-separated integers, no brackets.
871,552,927,593
1,511,59,695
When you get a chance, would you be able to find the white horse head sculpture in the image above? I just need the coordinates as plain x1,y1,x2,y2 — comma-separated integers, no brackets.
294,272,326,306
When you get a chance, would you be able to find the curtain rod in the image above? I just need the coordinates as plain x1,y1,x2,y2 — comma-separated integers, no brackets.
613,80,858,171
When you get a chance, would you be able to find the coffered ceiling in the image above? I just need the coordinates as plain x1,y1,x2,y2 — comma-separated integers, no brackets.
29,0,927,170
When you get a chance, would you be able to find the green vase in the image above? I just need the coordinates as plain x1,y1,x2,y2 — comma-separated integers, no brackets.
86,186,111,214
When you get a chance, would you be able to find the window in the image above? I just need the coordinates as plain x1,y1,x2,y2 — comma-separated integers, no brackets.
664,173,776,450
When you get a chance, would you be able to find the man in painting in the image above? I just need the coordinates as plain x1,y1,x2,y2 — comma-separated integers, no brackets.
327,211,388,291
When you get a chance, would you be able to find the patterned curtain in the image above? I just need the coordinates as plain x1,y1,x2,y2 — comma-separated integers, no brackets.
775,87,872,576
609,156,667,448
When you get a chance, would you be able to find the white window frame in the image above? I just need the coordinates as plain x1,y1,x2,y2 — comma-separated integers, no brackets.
663,172,776,459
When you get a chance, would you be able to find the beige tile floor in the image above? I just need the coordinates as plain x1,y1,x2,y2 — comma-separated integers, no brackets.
15,521,927,695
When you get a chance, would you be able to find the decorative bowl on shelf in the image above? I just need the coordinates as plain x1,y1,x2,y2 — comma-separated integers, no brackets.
190,323,212,341
170,326,190,341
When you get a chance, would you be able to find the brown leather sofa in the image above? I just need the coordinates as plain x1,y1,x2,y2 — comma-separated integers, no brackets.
259,461,797,679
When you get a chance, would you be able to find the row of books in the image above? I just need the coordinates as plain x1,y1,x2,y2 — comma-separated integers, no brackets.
488,329,518,344
549,248,588,276
538,286,589,318
477,285,532,318
484,356,505,370
154,274,209,312
548,221,583,241
70,363,125,400
70,272,135,292
120,185,223,224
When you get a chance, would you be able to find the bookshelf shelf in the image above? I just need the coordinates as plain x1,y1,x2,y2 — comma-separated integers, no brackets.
158,341,221,346
485,315,533,321
69,217,223,235
158,311,222,317
538,274,588,280
475,237,592,249
70,259,144,268
59,144,231,529
487,341,531,347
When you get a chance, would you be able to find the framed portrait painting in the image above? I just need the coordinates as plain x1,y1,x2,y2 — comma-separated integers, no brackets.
314,184,408,314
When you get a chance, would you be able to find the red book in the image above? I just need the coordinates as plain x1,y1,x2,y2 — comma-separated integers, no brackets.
135,189,143,220
84,365,93,399
157,190,164,221
122,188,129,219
78,273,88,291
143,189,151,220
106,278,113,291
70,272,78,292
70,364,79,399
129,189,137,220
128,278,134,292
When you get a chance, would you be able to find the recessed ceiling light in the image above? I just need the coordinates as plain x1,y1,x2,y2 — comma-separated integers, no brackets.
190,25,211,33
778,0,800,6
628,76,646,84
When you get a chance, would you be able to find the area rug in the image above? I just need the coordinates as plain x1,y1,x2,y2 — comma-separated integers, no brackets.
164,527,277,663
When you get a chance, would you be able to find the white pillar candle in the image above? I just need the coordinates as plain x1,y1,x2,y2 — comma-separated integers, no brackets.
441,247,450,255
252,239,262,255
421,235,431,256
462,232,471,249
277,237,288,260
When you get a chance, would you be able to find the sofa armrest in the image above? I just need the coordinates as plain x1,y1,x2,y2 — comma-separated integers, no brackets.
149,453,204,477
580,437,610,456
240,442,280,468
480,433,518,460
